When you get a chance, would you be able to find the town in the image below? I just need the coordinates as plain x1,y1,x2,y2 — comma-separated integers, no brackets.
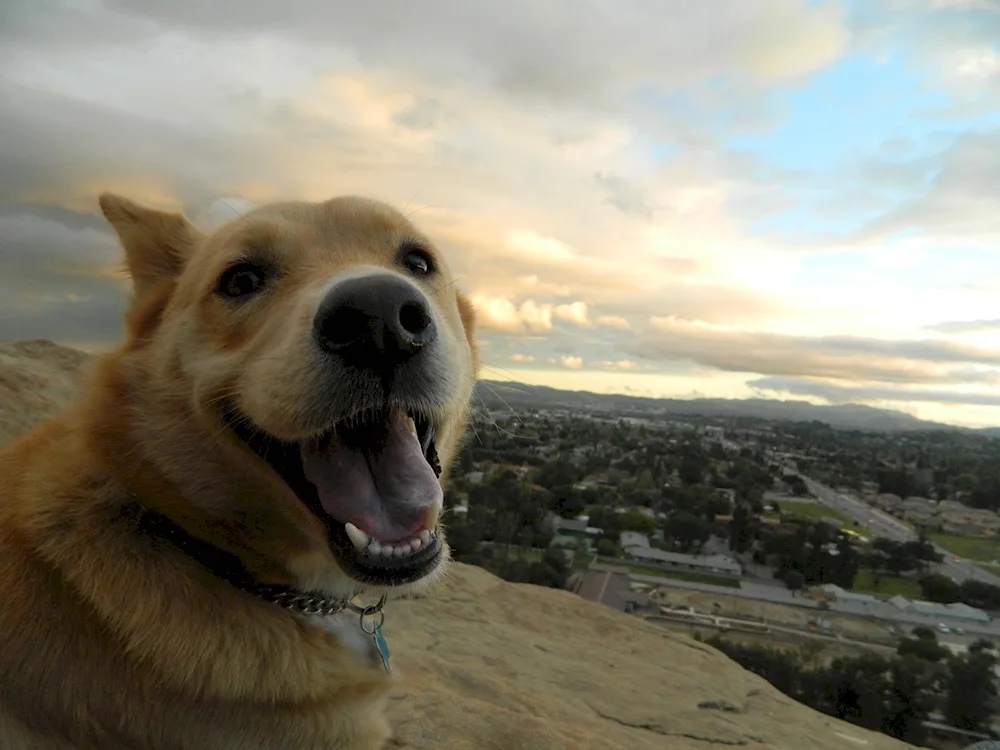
444,395,1000,750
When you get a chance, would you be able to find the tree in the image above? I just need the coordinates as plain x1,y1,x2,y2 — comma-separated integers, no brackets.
911,626,937,642
784,571,806,596
970,637,995,654
728,504,755,554
896,637,948,663
883,656,933,745
664,511,711,553
679,454,707,485
595,538,619,557
919,573,961,604
944,650,998,732
786,475,809,497
534,460,579,490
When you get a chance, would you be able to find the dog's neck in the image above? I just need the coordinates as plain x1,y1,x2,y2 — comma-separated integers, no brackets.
126,500,380,620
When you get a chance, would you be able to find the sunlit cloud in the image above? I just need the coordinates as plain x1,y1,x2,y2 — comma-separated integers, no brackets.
3,0,1000,425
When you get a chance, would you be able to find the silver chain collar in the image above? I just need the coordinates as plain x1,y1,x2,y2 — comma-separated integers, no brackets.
270,589,387,619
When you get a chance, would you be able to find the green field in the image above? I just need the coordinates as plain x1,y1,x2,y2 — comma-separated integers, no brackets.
852,568,922,598
927,532,1000,563
624,563,741,589
777,500,852,524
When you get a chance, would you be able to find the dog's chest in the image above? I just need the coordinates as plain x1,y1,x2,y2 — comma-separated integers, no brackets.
302,612,379,662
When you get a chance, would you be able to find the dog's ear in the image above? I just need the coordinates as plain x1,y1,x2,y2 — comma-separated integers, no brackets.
455,291,479,372
99,193,202,298
455,291,477,340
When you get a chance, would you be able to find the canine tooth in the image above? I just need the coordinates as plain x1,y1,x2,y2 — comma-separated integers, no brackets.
419,529,431,544
344,522,369,553
422,497,443,532
368,541,382,557
404,415,418,436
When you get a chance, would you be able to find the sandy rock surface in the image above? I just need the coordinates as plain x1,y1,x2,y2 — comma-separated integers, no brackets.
383,564,916,749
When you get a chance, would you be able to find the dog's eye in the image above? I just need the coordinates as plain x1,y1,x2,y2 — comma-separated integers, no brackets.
401,249,433,276
218,263,271,299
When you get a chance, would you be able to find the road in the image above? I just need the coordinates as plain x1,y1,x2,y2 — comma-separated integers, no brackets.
802,477,1000,587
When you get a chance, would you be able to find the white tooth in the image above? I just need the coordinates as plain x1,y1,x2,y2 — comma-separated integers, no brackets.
401,543,412,556
405,415,417,436
381,545,394,559
393,546,404,558
344,522,369,553
410,538,422,552
419,529,431,544
422,496,443,532
368,541,382,557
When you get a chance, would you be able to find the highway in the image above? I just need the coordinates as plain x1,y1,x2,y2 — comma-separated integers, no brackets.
802,477,1000,587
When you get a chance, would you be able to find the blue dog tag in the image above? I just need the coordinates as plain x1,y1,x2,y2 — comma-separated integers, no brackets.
373,627,391,674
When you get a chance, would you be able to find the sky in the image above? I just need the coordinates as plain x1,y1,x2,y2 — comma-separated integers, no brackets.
3,0,1000,427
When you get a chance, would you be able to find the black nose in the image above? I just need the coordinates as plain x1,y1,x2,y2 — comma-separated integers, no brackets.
314,274,435,365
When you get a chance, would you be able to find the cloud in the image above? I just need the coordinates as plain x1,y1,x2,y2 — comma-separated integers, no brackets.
751,375,1000,407
926,318,1000,334
553,301,590,327
628,316,1000,384
81,0,848,107
4,0,1000,426
559,356,584,370
595,360,639,370
597,315,631,330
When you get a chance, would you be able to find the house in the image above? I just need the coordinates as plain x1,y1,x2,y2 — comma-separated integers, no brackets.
901,496,935,513
619,531,650,550
545,513,603,538
819,584,879,605
874,494,902,512
889,596,990,624
621,543,742,577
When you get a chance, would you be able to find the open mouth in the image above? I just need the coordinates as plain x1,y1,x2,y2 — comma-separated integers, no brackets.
226,404,445,586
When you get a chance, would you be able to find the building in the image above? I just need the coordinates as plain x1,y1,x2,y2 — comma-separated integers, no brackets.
616,531,742,578
818,584,879,605
619,531,650,550
546,513,603,539
889,596,991,624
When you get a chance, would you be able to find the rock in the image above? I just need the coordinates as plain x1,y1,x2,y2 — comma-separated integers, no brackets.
383,564,917,749
0,339,93,445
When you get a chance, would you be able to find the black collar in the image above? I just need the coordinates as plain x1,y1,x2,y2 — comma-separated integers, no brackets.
128,501,370,618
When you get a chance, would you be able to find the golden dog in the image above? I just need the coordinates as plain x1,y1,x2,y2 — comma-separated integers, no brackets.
0,193,479,749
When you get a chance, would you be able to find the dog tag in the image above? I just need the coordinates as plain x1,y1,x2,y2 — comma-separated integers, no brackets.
373,626,391,674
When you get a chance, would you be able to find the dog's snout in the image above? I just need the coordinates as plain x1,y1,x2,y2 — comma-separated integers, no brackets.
314,274,436,363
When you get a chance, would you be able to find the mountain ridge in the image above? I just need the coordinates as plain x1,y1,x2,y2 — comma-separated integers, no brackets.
475,379,979,433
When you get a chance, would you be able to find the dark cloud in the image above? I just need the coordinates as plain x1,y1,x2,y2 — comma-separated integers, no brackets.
926,318,1000,334
593,172,655,220
94,0,845,106
0,205,128,342
750,375,1000,407
626,322,1000,384
851,130,1000,244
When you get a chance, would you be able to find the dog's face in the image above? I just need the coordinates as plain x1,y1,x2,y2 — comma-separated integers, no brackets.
99,194,477,594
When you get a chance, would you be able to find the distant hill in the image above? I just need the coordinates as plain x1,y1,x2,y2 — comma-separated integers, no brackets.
0,339,983,438
474,380,966,433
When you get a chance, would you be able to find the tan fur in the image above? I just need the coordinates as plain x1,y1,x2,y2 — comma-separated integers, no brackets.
0,194,479,749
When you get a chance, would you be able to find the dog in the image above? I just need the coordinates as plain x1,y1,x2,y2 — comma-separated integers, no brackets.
0,193,479,749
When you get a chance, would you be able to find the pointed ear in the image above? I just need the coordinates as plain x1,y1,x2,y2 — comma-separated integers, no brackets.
455,290,477,340
455,291,479,371
98,193,202,298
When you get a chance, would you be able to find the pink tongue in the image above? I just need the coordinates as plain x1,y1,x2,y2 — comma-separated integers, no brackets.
300,409,442,543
